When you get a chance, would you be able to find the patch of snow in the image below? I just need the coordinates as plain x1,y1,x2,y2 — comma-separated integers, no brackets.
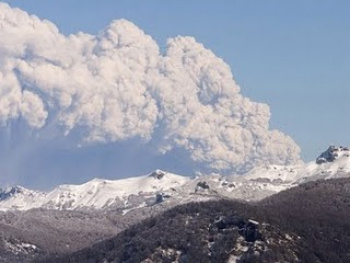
226,254,241,263
4,239,38,254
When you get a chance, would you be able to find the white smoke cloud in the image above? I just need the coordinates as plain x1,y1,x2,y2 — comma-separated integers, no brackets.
0,3,301,177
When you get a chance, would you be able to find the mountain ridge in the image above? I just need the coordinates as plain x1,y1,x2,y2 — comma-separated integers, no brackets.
0,146,349,263
0,146,349,211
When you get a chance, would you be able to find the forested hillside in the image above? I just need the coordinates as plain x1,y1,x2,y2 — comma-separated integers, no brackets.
40,178,350,263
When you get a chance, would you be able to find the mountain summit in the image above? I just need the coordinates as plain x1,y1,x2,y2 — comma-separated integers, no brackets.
0,146,349,211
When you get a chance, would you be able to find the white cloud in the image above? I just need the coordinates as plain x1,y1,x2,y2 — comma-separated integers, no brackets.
0,3,301,176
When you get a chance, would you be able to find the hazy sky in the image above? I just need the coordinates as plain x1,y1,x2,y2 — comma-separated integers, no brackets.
0,1,349,189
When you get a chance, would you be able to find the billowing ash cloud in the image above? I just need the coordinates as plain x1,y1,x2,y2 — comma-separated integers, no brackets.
0,3,301,180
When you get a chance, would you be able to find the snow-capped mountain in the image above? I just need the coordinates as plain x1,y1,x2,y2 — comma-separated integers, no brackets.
0,146,349,211
239,145,350,183
221,145,350,200
0,170,190,211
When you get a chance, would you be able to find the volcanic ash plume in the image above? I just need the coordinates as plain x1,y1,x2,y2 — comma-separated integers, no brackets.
0,3,301,175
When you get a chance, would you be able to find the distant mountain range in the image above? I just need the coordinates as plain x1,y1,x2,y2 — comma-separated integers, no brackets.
0,146,349,263
1,146,349,211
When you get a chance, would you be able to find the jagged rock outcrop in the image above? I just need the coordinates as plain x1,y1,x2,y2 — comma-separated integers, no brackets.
195,181,211,193
148,170,166,180
316,145,349,164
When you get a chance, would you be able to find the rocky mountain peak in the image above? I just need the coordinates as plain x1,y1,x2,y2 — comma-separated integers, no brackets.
316,145,350,164
0,186,25,201
148,169,167,179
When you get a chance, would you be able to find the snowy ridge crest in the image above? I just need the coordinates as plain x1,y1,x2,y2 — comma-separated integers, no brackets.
0,146,349,212
0,170,190,211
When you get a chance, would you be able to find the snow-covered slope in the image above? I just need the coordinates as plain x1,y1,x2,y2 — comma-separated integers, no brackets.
0,170,190,211
239,146,350,183
1,146,349,211
163,146,350,201
224,145,350,200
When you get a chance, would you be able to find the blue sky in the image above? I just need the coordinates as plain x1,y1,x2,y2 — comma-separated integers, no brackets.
0,0,349,188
